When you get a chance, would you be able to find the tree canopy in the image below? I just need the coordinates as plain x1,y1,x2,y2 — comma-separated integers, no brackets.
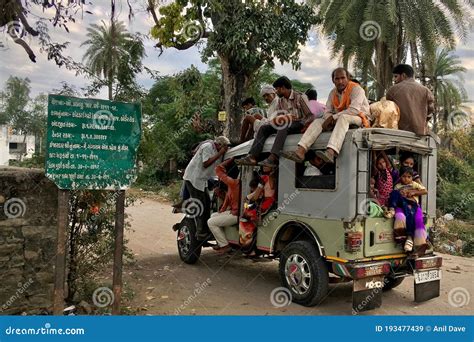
148,0,319,141
313,0,473,98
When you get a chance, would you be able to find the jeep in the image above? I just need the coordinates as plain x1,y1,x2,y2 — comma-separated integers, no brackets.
173,128,442,312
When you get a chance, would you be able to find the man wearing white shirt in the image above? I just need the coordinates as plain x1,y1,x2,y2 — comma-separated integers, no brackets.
183,136,230,240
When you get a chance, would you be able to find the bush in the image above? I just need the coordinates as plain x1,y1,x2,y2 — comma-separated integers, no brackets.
8,153,45,169
66,190,136,306
437,149,472,184
437,131,474,220
437,180,474,220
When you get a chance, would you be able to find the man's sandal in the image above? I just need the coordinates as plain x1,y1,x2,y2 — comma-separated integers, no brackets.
315,150,335,164
281,151,305,163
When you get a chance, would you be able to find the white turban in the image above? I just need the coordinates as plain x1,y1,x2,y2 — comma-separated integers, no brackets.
214,136,230,146
260,85,276,96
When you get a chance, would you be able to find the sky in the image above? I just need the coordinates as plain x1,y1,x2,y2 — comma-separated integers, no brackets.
0,0,473,103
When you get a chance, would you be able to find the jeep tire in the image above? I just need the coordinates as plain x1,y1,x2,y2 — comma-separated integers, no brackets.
177,218,202,264
279,240,329,307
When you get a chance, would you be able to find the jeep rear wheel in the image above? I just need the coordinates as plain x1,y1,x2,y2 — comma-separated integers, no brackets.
177,219,202,264
279,241,329,307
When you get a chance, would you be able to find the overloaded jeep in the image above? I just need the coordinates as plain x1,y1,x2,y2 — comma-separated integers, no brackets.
173,128,442,312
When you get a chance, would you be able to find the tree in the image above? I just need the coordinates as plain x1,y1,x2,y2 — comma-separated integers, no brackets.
148,0,318,142
313,0,472,99
425,48,467,132
0,76,47,160
81,20,144,100
28,94,48,154
0,0,88,62
0,76,31,126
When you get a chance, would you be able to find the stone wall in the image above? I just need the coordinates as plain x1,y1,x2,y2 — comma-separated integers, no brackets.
0,167,58,315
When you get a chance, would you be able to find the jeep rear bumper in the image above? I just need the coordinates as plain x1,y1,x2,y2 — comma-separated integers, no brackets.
328,254,442,313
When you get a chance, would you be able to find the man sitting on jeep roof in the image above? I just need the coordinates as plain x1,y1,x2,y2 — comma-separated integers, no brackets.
236,76,313,168
282,67,370,164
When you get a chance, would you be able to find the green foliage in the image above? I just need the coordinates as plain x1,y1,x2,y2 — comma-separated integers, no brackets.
81,20,146,100
314,0,472,97
137,66,220,184
427,48,468,131
289,79,314,93
437,131,474,220
81,20,131,79
437,149,472,184
0,77,48,159
152,0,318,70
0,76,31,127
150,0,318,141
66,190,136,303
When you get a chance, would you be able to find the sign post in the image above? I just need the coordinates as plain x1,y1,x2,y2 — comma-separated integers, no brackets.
46,95,141,315
53,190,70,315
112,190,125,315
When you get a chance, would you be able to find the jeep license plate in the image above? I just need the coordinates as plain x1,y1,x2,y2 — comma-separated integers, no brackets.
414,269,441,284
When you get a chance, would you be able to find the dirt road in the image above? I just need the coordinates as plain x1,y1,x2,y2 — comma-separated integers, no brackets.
123,197,473,315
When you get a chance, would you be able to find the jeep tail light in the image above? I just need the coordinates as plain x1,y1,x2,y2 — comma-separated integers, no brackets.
345,231,363,252
415,256,442,270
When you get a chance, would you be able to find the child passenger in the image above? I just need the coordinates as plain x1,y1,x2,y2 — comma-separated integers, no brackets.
373,151,394,207
388,166,428,255
392,153,421,184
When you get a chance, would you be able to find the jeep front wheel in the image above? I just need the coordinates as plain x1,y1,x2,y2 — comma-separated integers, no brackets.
279,240,329,307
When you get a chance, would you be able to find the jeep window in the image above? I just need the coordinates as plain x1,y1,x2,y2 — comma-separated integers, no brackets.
295,151,336,190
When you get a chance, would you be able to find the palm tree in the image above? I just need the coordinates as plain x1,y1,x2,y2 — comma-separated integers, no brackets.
426,48,467,132
312,0,472,99
81,20,134,100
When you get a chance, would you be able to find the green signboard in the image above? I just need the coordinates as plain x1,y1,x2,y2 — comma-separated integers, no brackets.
46,95,141,190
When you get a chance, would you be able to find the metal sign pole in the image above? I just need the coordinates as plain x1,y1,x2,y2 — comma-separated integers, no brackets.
112,190,125,315
53,189,70,315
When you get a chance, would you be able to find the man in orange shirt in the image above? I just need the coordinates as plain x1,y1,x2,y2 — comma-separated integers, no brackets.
208,158,240,254
282,68,370,164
